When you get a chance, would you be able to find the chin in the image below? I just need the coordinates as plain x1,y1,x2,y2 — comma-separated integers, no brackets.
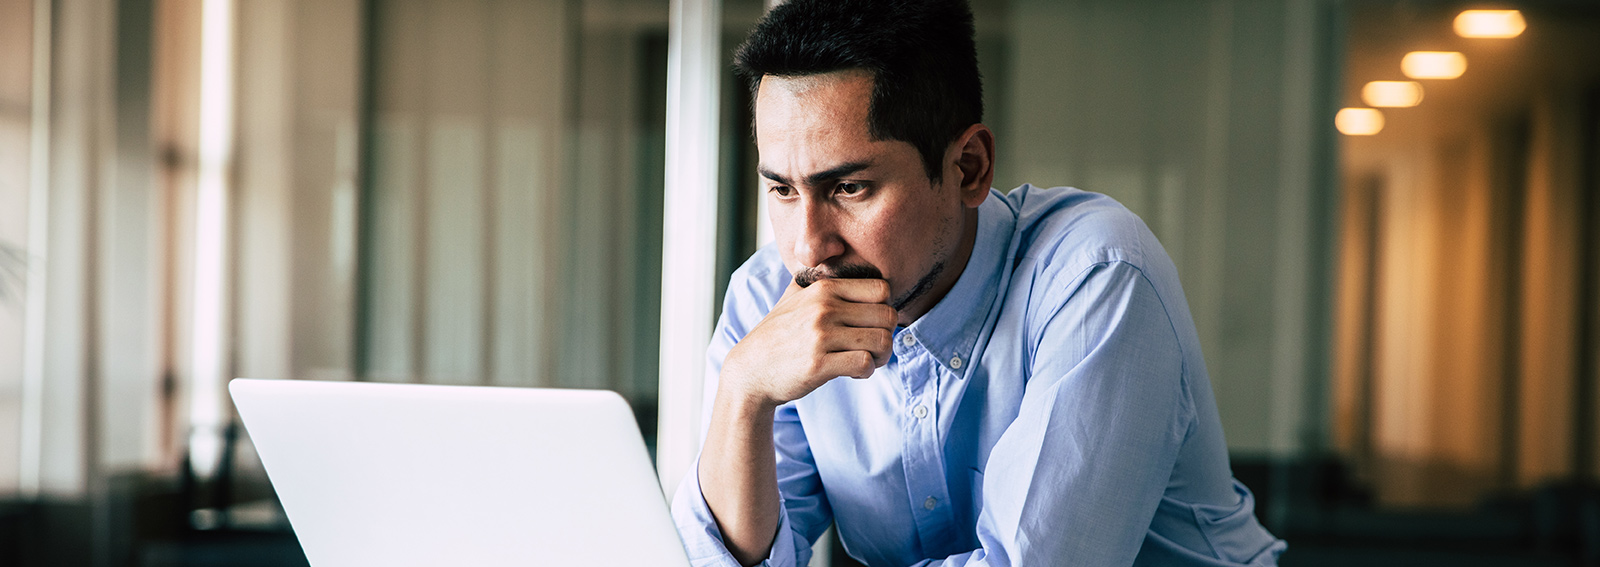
889,260,944,312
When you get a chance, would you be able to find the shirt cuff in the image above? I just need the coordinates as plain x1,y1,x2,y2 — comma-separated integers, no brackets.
671,457,800,567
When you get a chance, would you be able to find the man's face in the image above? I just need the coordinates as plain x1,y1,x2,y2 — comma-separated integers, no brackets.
755,71,971,321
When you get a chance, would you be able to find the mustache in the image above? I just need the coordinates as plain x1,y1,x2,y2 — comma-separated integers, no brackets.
793,263,885,288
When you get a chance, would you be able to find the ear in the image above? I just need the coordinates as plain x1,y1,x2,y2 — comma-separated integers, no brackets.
947,123,996,208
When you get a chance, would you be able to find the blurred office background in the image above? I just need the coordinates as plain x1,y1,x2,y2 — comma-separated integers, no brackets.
0,0,1597,565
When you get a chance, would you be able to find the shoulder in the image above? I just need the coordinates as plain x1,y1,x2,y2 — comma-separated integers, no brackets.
1003,184,1164,290
717,244,792,337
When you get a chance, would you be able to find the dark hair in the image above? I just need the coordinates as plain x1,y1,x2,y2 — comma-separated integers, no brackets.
734,0,982,181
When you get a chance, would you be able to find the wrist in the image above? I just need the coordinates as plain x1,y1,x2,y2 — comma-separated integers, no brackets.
715,375,780,420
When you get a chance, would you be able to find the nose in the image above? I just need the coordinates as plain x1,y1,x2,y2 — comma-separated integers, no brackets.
793,199,845,268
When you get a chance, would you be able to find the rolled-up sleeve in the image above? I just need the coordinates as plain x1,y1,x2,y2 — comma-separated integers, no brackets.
670,402,830,567
669,258,832,567
671,455,803,567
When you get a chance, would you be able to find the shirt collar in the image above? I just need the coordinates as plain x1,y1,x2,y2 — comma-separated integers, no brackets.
898,190,1016,376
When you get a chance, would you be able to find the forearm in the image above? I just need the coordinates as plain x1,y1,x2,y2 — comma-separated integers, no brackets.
698,385,782,567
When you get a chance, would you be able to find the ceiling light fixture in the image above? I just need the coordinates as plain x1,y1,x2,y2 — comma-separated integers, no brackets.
1337,108,1385,136
1455,9,1526,38
1402,51,1467,79
1362,81,1425,107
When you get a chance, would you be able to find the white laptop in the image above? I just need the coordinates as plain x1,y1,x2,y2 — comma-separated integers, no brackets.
229,378,692,567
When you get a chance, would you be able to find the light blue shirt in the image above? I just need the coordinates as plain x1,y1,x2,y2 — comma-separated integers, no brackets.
672,186,1287,567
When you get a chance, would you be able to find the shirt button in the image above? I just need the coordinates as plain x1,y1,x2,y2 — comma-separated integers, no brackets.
913,405,929,419
924,497,938,510
900,333,915,347
949,356,963,369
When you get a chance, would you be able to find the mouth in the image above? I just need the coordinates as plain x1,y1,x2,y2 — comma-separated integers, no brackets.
793,261,943,313
793,263,885,288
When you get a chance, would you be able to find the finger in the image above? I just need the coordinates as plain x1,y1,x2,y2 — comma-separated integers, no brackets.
827,302,898,330
813,278,890,304
821,327,893,365
816,350,876,380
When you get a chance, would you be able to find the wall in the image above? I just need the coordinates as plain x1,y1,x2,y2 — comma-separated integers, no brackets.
998,0,1340,458
1333,2,1600,508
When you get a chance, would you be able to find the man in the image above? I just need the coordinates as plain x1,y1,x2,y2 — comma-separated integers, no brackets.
671,1,1287,565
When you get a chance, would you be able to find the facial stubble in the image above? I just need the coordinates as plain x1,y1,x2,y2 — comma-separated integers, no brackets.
793,260,945,313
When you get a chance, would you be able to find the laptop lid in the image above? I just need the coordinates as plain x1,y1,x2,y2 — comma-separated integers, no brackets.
230,378,691,567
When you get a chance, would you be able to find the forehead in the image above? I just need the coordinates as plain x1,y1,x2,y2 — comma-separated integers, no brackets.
755,71,875,141
754,71,880,175
756,69,873,105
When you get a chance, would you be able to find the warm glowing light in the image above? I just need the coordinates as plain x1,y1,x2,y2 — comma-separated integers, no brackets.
1402,51,1467,79
1455,10,1525,38
1362,81,1424,108
1337,108,1385,136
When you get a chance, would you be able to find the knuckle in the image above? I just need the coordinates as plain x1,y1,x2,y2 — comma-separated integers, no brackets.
856,351,875,373
814,302,836,321
874,328,893,349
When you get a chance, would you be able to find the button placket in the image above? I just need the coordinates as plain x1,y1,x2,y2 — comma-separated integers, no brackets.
906,384,953,550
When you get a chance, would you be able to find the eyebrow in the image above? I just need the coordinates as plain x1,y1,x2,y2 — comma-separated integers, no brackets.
757,160,874,187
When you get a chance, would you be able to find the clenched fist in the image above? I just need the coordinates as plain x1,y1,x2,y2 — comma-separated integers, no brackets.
719,277,899,410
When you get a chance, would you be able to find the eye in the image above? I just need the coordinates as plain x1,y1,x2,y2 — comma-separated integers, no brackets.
835,182,865,196
769,185,795,198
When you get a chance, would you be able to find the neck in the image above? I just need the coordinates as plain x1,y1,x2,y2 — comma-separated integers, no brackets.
897,206,980,326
